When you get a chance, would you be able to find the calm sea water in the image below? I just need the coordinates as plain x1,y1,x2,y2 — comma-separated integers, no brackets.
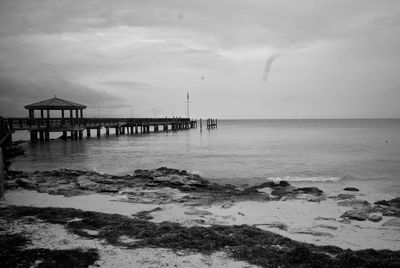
10,119,400,198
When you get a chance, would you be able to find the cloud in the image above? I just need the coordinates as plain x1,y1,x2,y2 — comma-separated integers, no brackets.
1,0,400,118
101,81,159,91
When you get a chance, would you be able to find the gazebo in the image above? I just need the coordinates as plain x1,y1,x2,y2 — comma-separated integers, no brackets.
25,96,87,141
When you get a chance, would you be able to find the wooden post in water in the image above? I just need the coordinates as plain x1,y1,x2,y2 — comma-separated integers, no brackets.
106,127,109,136
0,147,4,200
87,129,91,137
97,128,101,137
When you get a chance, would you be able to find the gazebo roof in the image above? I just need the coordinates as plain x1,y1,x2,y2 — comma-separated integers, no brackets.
25,97,87,110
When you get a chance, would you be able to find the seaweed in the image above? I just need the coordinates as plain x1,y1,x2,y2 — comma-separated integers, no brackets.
2,206,400,267
0,233,99,268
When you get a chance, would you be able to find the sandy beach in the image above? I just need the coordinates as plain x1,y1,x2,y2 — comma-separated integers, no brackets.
1,168,400,267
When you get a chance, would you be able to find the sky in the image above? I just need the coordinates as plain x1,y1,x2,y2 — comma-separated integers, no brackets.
0,0,399,119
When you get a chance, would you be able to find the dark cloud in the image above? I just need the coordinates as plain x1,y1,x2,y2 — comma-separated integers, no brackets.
0,74,121,117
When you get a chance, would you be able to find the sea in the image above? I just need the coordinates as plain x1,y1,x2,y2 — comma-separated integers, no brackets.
10,119,400,200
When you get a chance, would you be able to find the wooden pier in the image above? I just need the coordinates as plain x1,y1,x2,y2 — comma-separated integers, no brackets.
7,117,197,141
0,97,223,142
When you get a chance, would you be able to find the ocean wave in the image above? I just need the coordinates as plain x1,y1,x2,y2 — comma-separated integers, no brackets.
266,176,342,183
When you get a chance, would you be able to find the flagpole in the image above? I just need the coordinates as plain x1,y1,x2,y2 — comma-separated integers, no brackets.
186,91,190,119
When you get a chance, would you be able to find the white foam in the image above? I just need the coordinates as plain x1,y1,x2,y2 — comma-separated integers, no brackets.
266,176,342,183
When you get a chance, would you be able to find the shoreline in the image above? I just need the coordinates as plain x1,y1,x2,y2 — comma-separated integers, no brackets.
2,167,400,267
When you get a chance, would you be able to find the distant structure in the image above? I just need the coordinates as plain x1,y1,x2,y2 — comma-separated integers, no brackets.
24,97,86,141
6,96,197,141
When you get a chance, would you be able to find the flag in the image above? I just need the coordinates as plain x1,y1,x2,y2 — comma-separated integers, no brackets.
187,91,189,101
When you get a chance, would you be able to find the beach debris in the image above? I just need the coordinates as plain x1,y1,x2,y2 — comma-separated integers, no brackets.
237,212,245,216
343,187,359,192
314,217,337,222
253,222,289,231
292,230,334,238
82,229,99,236
221,202,234,209
184,209,213,216
133,207,162,220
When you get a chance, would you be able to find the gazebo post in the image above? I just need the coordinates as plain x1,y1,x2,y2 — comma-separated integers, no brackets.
38,109,44,141
28,109,37,141
62,109,67,139
45,109,50,141
69,109,74,139
40,110,44,126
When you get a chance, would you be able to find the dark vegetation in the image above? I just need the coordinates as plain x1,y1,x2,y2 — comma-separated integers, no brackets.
0,233,98,268
2,206,400,268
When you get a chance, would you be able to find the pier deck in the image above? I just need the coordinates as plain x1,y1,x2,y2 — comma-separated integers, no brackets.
7,117,197,141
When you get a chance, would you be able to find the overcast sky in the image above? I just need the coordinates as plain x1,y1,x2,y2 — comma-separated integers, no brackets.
0,0,399,119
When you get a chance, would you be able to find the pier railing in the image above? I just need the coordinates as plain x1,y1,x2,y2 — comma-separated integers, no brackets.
7,117,195,131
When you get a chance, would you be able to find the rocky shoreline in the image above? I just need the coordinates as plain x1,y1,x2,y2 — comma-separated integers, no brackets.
2,167,400,267
5,168,400,222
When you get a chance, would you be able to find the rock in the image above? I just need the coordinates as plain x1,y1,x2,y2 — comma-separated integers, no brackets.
292,187,323,196
330,194,355,200
98,185,119,193
49,188,84,197
367,214,382,222
388,197,400,208
4,180,18,190
374,197,400,208
383,218,400,227
314,217,336,222
179,185,196,192
374,200,390,206
16,178,36,189
338,199,371,210
76,175,98,190
341,209,368,221
279,181,290,187
382,207,400,217
271,186,296,197
343,187,359,192
154,175,184,185
315,224,338,230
